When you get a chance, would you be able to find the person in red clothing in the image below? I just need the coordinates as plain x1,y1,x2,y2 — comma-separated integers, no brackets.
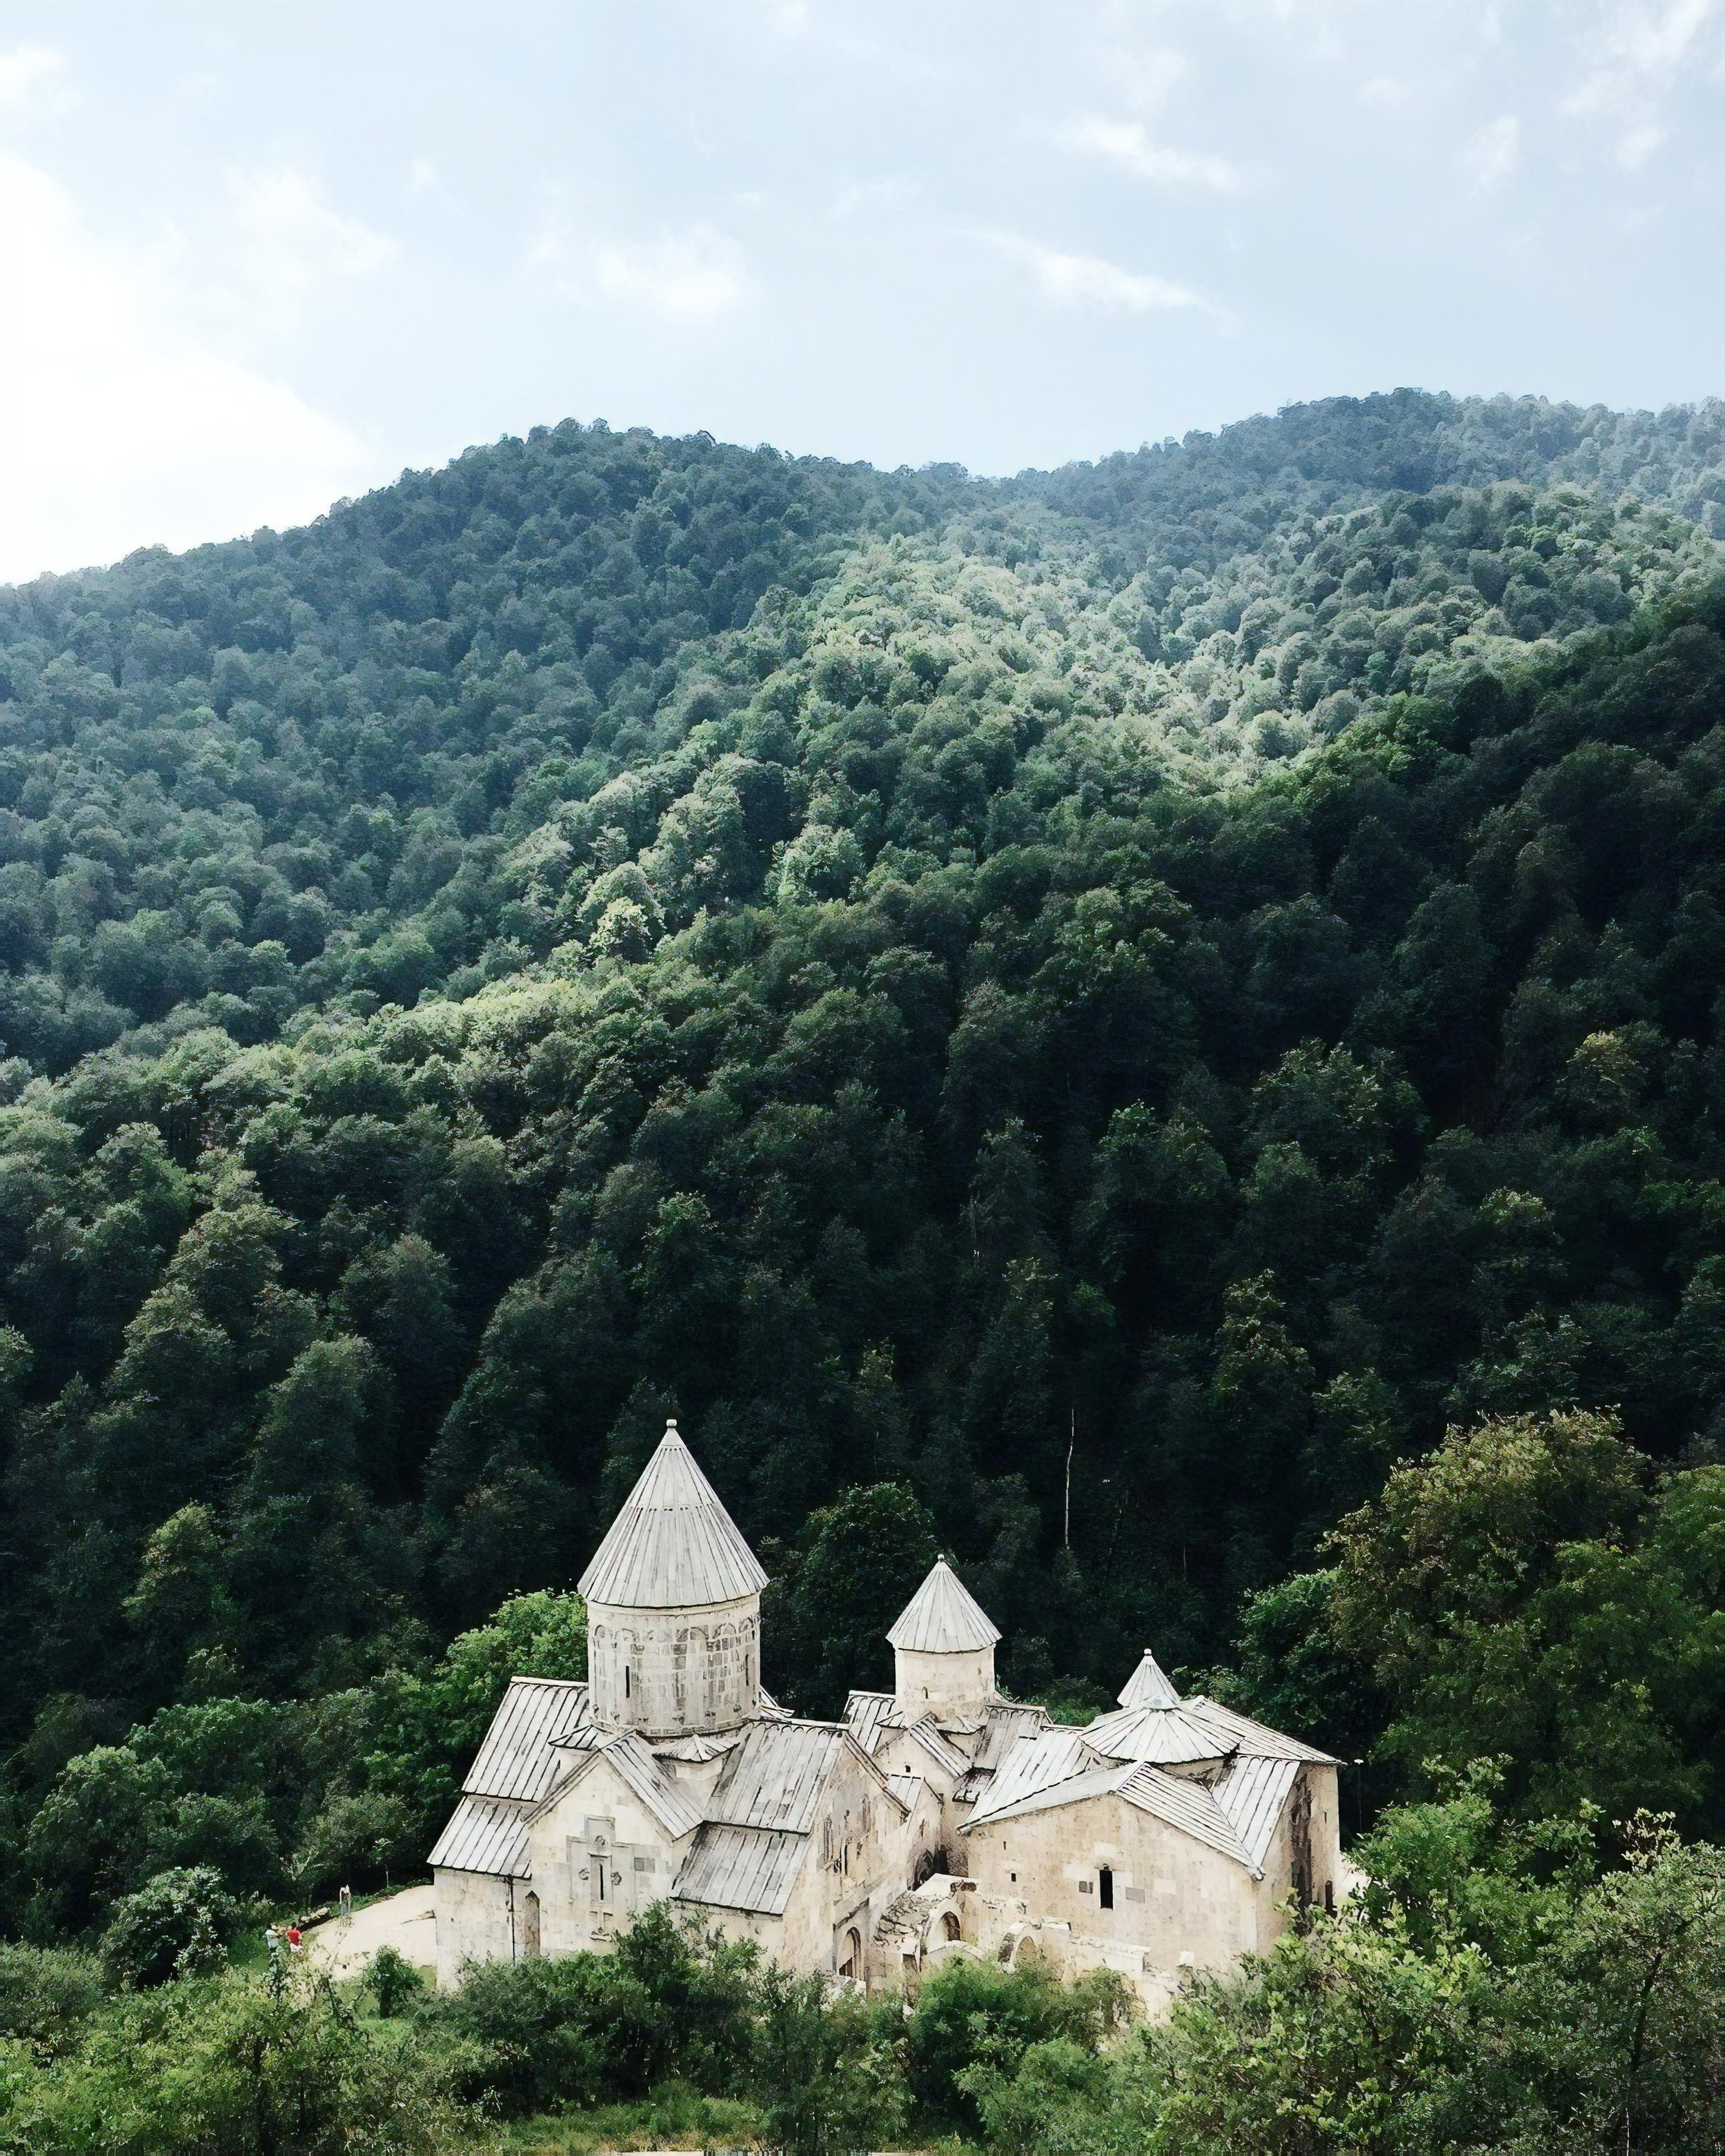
284,1925,302,1950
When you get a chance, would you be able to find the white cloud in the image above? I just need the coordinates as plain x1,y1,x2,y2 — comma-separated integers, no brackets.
531,216,749,324
1565,0,1714,106
1103,46,1189,113
0,43,67,109
0,156,378,582
1052,115,1250,191
985,230,1227,322
1461,113,1521,195
408,157,438,194
831,177,920,219
1360,76,1412,109
224,166,397,333
594,227,747,321
1561,0,1716,166
1616,121,1667,168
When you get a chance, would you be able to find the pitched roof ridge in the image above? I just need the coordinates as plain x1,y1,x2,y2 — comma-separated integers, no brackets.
1183,1694,1342,1765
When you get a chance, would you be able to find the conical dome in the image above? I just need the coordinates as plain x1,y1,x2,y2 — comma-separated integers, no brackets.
887,1558,1001,1652
578,1422,767,1609
1117,1648,1181,1710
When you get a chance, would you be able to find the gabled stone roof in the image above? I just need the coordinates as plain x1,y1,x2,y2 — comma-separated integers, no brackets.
887,1558,1001,1653
577,1421,768,1610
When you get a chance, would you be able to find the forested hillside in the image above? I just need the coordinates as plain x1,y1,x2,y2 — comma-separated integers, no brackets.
1,390,1724,1949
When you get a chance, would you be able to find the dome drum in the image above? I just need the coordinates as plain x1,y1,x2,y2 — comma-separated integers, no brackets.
588,1592,760,1739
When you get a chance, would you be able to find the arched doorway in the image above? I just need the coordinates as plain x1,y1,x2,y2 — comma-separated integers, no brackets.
939,1912,961,1944
838,1928,862,1977
522,1890,541,1958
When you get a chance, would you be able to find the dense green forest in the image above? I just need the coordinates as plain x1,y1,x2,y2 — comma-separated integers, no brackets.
1,393,1724,2146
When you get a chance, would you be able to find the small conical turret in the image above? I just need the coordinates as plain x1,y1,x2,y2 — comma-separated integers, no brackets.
1116,1648,1181,1711
888,1557,1000,1719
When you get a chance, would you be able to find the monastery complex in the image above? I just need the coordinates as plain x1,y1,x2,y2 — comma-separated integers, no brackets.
430,1421,1343,2011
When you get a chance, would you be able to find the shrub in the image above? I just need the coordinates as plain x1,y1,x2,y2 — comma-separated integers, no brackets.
0,1946,102,2062
903,1955,1132,2135
422,1952,612,2113
753,1968,905,2156
420,1906,758,2115
364,1944,425,2018
19,1964,462,2153
99,1868,238,1990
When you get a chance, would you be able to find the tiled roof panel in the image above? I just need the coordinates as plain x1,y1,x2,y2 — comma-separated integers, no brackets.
1083,1703,1233,1766
675,1824,807,1915
1183,1697,1341,1766
842,1690,895,1757
595,1731,704,1841
969,1702,1049,1773
707,1721,846,1834
1213,1755,1301,1870
965,1753,1262,1875
966,1728,1092,1827
428,1794,530,1877
1117,1764,1260,1873
901,1715,972,1781
462,1678,593,1802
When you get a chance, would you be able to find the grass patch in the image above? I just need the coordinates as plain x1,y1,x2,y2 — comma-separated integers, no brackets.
488,2081,763,2153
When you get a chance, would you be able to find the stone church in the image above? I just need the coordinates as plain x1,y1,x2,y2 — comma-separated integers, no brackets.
429,1421,1343,2008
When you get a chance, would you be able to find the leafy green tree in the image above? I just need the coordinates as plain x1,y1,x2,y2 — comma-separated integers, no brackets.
753,1969,905,2156
365,1588,586,1842
1324,1410,1725,1828
903,1955,1131,2137
363,1944,425,2018
776,1483,938,1715
24,1747,172,1939
121,1505,237,1699
0,1948,101,2063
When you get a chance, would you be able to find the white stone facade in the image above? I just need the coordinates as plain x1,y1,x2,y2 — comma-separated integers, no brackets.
431,1421,1346,2014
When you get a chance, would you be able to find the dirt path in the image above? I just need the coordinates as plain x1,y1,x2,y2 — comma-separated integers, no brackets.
302,1882,436,1981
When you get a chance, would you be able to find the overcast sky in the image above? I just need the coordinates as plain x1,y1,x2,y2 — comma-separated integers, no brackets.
1,0,1720,583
